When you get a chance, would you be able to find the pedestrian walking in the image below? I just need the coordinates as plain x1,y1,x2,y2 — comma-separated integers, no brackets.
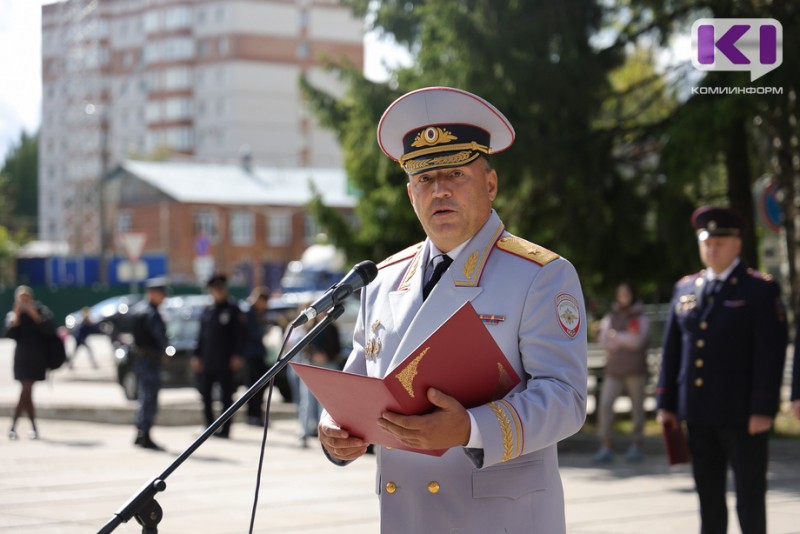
5,285,57,440
69,307,99,369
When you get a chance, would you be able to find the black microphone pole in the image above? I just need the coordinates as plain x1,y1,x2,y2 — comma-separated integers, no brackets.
98,304,345,534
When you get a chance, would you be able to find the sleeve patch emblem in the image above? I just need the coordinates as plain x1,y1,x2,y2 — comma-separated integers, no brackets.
556,293,581,339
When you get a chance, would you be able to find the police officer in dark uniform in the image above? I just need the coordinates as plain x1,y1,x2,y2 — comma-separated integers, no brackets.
191,273,244,438
656,206,787,534
243,286,271,426
132,277,169,450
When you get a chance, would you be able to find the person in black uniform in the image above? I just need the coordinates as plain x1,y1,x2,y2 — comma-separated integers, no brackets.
243,286,271,426
5,285,56,440
132,277,169,450
656,206,788,534
192,273,244,438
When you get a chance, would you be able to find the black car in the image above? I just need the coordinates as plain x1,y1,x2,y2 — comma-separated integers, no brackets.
64,294,144,338
115,295,210,400
115,294,295,402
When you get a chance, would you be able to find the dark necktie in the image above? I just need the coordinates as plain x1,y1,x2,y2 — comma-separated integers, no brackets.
701,278,721,309
422,254,453,301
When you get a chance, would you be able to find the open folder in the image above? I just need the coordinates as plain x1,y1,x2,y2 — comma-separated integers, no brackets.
290,301,521,456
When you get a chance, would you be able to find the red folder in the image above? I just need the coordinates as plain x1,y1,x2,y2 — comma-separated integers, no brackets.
290,302,521,456
662,421,690,465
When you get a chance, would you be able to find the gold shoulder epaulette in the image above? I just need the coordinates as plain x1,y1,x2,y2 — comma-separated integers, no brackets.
495,236,560,266
746,268,774,282
377,242,423,270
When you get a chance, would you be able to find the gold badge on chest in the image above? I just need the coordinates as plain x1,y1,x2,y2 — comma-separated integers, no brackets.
365,319,383,361
677,294,697,313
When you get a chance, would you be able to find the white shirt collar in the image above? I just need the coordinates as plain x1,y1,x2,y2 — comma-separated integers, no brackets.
706,258,740,282
427,239,470,266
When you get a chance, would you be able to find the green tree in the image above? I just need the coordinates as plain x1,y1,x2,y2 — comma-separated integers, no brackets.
0,130,39,234
614,0,800,305
305,1,642,299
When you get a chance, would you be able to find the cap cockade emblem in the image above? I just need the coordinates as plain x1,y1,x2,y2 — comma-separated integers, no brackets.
412,127,458,148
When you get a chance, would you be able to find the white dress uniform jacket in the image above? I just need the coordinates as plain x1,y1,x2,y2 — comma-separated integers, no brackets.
329,210,587,533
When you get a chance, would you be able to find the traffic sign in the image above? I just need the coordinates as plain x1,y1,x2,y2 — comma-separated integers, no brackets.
119,232,147,262
117,260,148,282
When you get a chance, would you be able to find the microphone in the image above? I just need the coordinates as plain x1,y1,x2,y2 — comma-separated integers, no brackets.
291,260,378,328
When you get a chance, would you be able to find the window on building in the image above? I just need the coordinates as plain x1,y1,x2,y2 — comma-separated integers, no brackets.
194,210,218,240
304,213,319,244
218,37,230,56
230,211,254,246
297,41,310,59
166,127,194,150
215,5,227,22
165,97,192,120
117,212,133,235
164,5,192,29
268,212,291,246
144,11,160,33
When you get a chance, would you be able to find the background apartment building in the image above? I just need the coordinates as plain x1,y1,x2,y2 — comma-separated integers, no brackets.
39,0,363,259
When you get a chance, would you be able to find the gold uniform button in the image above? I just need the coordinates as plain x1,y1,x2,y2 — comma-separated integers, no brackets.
696,339,705,348
695,378,704,387
695,359,704,368
700,322,708,330
385,482,397,494
427,481,440,494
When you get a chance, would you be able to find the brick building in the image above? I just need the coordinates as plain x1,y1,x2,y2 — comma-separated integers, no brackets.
39,0,363,259
106,158,357,286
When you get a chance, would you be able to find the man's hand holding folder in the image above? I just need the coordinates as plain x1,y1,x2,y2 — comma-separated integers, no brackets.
291,302,521,456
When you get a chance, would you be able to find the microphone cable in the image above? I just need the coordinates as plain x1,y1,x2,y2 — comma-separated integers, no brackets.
247,322,295,534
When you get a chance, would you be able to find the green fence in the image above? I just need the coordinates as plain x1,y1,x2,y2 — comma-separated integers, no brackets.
0,284,249,327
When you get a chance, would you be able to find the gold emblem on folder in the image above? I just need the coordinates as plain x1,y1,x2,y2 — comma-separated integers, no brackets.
395,347,429,398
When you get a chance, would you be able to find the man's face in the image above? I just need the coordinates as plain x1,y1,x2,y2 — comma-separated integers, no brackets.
406,158,497,253
149,289,166,306
210,285,227,303
698,235,741,273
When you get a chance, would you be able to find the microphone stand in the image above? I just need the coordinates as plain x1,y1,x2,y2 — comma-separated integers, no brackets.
98,304,345,534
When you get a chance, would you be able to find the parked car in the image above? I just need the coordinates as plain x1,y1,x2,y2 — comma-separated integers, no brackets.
64,294,144,338
114,294,296,403
114,295,207,400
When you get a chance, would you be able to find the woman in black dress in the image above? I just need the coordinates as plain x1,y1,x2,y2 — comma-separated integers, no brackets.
5,285,55,440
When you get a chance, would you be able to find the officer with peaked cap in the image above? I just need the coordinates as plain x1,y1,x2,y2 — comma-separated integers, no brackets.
317,86,588,533
192,273,244,438
131,277,169,450
657,206,787,534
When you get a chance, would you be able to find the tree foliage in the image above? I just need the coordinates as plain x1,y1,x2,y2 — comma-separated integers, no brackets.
304,0,799,306
0,131,38,234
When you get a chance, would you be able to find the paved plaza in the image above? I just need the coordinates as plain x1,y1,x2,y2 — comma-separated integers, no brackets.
0,337,798,533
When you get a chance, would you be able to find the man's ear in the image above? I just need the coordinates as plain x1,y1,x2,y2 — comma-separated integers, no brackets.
407,181,415,206
487,169,498,201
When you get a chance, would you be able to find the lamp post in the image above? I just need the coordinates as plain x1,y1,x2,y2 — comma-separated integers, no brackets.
87,101,111,286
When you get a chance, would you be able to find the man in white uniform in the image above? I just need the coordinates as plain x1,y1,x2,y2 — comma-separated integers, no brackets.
318,86,588,533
